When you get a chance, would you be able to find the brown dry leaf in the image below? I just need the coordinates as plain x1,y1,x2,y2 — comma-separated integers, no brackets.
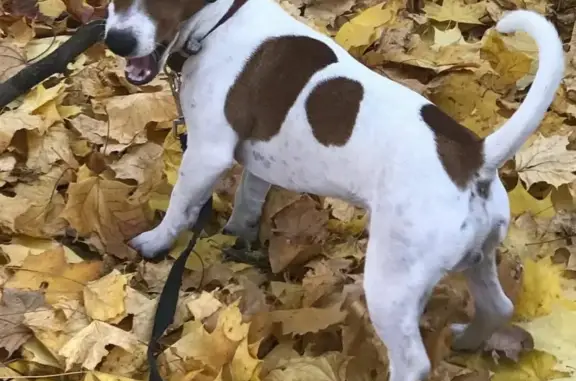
5,246,103,304
269,301,347,335
515,134,576,188
58,320,145,371
62,175,150,259
0,43,26,82
24,299,91,364
26,122,79,172
69,114,109,145
0,109,51,153
483,324,534,362
0,289,44,357
102,90,178,144
83,269,128,323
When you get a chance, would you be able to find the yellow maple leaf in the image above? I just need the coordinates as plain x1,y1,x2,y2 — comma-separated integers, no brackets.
424,0,487,24
334,0,401,52
5,246,103,304
20,82,66,113
519,307,576,377
161,302,249,374
268,301,347,335
0,236,82,267
508,182,555,219
514,258,564,321
481,31,534,89
230,337,263,381
38,0,67,18
83,269,128,323
490,350,569,381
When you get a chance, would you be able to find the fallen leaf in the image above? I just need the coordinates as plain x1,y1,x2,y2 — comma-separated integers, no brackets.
62,175,150,259
424,0,487,24
268,301,347,335
0,289,44,357
5,246,103,304
264,352,350,381
83,269,128,323
58,320,144,371
515,134,576,188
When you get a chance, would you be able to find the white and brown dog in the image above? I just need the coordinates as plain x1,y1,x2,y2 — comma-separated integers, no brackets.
104,0,564,379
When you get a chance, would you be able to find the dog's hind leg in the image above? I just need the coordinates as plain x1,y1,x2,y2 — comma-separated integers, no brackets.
452,182,514,350
451,246,514,350
223,170,271,243
364,209,445,381
130,130,236,259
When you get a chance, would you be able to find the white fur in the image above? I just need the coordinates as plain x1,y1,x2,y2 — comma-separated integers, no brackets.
106,3,564,380
104,0,157,57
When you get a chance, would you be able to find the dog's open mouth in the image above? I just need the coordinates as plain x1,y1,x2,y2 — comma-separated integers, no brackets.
125,44,167,85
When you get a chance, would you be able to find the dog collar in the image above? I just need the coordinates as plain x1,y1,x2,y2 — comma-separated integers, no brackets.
181,0,248,56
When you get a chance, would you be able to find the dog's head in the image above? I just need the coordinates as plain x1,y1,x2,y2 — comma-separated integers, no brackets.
104,0,207,85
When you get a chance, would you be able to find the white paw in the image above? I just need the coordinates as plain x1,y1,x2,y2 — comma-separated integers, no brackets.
130,229,173,259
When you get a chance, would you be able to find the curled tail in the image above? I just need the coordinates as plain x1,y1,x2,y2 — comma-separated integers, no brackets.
480,10,564,178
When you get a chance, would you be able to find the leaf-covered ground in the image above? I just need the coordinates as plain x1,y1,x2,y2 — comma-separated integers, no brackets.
1,0,576,380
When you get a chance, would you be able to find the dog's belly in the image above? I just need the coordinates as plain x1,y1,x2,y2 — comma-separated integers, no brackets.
236,137,369,207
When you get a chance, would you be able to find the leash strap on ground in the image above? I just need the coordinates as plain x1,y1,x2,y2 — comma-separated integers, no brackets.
147,129,211,380
147,196,212,381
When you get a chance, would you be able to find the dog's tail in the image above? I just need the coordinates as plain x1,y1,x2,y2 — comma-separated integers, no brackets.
480,10,564,178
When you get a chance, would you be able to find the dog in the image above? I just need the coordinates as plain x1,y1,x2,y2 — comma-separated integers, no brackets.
104,0,564,379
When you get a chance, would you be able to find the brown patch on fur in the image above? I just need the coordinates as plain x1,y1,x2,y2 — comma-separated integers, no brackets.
225,36,338,141
420,104,484,189
305,77,363,146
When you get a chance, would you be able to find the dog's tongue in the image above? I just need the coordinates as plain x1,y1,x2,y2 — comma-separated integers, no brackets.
125,54,158,85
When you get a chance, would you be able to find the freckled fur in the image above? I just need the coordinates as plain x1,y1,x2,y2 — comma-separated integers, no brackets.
105,2,564,381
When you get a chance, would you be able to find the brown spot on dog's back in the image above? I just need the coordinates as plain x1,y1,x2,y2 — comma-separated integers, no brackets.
225,36,338,141
306,77,363,146
420,104,484,188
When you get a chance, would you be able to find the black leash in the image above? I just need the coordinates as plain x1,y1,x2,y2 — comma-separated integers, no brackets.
147,189,212,381
145,1,249,379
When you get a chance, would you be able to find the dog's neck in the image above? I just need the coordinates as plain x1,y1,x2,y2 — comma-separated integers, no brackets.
173,0,244,52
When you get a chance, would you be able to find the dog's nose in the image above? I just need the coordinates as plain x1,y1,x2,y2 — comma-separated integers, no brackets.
105,29,137,57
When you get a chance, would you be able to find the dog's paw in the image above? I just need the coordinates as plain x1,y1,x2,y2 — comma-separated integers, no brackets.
130,229,173,259
222,221,259,243
450,323,481,351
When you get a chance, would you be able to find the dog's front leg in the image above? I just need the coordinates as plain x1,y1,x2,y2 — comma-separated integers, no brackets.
223,170,271,242
130,139,235,259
